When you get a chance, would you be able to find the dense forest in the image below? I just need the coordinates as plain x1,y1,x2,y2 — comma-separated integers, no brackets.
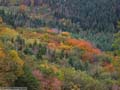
0,0,120,51
1,0,120,32
0,0,120,90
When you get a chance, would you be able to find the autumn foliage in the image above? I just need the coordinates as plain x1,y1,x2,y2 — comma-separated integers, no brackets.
0,49,5,58
19,4,27,12
67,38,101,54
33,69,62,90
0,24,118,89
0,17,3,24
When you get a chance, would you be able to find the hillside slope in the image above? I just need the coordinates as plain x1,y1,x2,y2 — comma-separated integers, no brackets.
0,22,120,89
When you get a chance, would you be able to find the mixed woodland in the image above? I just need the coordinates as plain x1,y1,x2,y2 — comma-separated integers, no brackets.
0,0,120,90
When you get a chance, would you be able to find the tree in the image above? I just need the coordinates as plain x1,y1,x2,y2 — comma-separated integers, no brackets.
24,0,31,6
62,67,107,90
112,32,120,55
9,50,24,76
19,4,27,12
0,49,24,86
14,66,40,90
0,16,3,24
14,36,25,51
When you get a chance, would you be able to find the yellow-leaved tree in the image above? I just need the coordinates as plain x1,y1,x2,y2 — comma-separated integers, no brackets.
9,50,24,76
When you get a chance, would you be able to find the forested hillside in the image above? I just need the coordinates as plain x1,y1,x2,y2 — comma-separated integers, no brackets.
0,0,120,51
0,0,120,90
0,20,120,90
